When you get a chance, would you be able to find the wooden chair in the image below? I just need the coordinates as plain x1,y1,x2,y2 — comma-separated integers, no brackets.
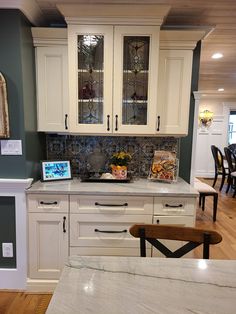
211,145,228,191
224,147,236,198
129,224,222,259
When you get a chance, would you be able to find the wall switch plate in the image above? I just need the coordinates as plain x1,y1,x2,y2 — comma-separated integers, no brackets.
2,243,13,258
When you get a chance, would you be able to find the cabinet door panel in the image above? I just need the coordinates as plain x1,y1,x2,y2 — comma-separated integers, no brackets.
28,213,68,279
157,50,193,135
68,25,113,133
36,46,69,132
152,215,195,257
113,26,159,134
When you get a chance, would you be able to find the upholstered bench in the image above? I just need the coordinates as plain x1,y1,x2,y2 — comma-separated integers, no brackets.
194,178,218,222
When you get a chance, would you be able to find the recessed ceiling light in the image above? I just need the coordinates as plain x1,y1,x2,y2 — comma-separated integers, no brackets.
218,88,224,92
212,53,223,59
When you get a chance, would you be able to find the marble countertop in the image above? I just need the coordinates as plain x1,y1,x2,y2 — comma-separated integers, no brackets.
46,256,236,314
27,178,198,197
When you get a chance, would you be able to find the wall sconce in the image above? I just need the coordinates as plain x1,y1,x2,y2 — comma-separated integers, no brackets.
199,110,214,128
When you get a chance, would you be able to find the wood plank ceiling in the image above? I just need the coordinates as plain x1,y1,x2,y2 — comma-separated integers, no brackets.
36,0,236,97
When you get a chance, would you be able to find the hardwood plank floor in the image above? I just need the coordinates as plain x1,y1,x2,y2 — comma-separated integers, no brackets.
194,178,236,259
0,291,52,314
0,178,235,313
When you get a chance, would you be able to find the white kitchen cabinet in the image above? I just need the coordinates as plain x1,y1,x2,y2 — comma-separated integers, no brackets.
28,194,69,279
152,196,196,257
35,46,69,132
70,195,153,256
68,24,159,135
156,49,193,136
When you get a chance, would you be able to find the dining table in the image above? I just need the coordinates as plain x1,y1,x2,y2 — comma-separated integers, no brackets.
46,255,236,314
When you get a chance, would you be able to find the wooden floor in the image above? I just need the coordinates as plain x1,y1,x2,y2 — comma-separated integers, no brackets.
0,291,52,314
0,178,235,313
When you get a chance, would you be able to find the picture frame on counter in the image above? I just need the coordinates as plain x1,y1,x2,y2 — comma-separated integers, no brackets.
41,160,72,182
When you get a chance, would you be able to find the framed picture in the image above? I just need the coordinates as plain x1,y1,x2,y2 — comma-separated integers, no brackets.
41,160,72,182
0,72,10,138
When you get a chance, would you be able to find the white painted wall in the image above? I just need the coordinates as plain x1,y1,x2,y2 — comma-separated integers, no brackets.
193,93,236,178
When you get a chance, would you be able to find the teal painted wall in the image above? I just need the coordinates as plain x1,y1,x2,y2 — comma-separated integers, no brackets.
179,41,201,183
0,9,45,268
0,10,45,179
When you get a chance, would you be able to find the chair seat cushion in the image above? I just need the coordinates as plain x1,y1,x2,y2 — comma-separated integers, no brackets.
194,181,217,193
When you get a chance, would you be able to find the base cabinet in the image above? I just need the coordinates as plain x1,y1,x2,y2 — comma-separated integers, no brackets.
27,193,196,280
28,213,68,279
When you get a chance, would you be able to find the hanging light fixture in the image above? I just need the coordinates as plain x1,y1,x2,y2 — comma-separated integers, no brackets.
199,109,214,128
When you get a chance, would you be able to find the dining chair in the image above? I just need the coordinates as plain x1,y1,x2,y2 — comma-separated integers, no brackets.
211,145,228,190
129,224,222,259
228,143,236,155
224,147,236,197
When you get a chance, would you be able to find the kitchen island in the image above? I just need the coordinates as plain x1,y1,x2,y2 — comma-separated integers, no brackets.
46,255,236,314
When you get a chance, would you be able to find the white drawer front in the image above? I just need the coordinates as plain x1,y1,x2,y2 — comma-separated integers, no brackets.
154,197,196,216
70,195,153,214
152,215,195,257
70,214,152,247
28,194,69,213
70,247,151,257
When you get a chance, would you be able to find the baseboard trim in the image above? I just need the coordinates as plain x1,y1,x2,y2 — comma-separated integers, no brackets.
26,278,58,292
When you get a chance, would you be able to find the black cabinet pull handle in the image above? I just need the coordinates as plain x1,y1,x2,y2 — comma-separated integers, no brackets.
65,114,68,130
157,115,160,131
63,216,66,233
107,115,110,131
94,229,127,234
165,204,183,208
156,219,160,224
95,202,128,207
115,114,118,131
40,201,58,205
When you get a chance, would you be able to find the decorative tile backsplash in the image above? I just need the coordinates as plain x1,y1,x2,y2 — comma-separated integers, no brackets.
46,135,179,178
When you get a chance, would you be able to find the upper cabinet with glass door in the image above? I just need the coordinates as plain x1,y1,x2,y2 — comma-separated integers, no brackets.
68,25,113,134
113,26,159,134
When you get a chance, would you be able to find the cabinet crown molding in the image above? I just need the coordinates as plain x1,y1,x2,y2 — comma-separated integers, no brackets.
31,28,67,46
160,30,207,50
57,4,170,25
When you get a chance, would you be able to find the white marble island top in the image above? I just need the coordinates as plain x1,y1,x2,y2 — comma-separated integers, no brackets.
46,256,236,314
27,178,198,197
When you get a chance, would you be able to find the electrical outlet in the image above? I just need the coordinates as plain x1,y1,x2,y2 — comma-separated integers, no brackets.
2,243,13,258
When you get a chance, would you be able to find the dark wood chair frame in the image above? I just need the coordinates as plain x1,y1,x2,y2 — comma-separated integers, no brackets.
224,147,236,198
129,224,222,259
199,192,218,222
211,145,228,191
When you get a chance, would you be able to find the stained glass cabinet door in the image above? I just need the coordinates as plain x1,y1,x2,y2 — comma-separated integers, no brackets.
68,25,113,133
113,26,159,134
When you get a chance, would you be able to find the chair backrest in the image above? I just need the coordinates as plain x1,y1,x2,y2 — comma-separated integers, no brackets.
224,147,236,173
129,224,222,259
228,143,236,155
211,145,224,171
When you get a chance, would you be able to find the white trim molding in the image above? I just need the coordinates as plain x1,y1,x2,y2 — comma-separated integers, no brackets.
0,178,33,290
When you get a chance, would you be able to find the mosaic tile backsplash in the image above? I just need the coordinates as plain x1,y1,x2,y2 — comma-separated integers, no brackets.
46,135,179,178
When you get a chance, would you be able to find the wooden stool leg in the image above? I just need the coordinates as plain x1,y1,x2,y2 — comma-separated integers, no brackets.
213,193,218,222
199,194,202,207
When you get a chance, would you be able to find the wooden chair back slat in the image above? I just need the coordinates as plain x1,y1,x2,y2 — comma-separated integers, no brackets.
129,224,222,244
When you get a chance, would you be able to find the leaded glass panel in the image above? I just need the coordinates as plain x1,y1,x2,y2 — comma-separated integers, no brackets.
122,36,150,125
77,35,104,124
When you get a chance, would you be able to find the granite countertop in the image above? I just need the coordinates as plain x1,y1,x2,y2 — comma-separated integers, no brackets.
27,178,198,197
46,256,236,314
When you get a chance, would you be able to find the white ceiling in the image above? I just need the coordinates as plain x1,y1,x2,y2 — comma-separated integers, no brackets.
4,0,236,97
